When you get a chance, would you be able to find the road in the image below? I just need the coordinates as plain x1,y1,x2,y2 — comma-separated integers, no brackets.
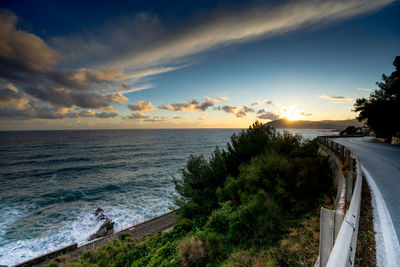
334,137,400,265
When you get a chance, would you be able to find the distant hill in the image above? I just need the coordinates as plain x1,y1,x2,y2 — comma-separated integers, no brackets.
266,119,364,129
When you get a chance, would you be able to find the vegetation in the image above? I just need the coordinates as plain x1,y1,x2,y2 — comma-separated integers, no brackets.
48,122,333,267
353,56,400,138
355,178,376,267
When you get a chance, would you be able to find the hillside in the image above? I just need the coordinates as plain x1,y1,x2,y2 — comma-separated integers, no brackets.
266,118,364,129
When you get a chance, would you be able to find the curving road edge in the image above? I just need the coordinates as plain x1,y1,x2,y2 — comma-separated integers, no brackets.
362,166,400,266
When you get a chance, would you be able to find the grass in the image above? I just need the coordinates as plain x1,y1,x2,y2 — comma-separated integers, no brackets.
354,177,376,267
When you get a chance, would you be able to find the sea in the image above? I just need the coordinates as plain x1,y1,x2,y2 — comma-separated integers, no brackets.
0,128,337,265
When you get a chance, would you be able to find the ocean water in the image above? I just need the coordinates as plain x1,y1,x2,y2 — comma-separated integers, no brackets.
0,128,336,265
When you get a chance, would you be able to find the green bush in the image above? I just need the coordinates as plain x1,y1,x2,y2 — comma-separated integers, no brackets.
173,121,331,264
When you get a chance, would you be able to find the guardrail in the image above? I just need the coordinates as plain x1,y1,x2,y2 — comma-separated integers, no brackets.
316,136,362,267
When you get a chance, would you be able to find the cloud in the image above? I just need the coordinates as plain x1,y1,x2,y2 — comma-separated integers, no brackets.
52,0,392,70
65,110,118,119
95,111,118,118
45,0,393,93
159,97,227,112
320,94,352,101
126,112,150,119
221,105,238,114
116,84,153,94
65,112,80,119
51,68,124,90
0,106,69,120
221,105,254,118
0,83,71,120
357,88,371,91
0,99,71,120
0,11,133,115
122,66,184,81
0,0,393,122
0,10,61,76
235,106,254,118
128,100,155,112
300,112,312,116
172,116,187,120
79,110,95,117
257,111,280,120
257,109,266,114
0,83,29,110
143,116,167,122
24,85,128,108
264,99,273,105
251,102,260,106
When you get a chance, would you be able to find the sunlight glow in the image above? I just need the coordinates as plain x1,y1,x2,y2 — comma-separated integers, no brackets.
280,106,304,121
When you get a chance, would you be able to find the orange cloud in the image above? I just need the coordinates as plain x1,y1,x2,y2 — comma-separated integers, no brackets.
320,94,352,101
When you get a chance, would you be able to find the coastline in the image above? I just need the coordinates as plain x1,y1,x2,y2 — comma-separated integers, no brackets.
12,211,175,267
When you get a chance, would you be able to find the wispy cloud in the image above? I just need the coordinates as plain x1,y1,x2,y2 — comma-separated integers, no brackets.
320,94,352,101
126,112,150,119
300,112,312,117
65,110,118,119
143,116,167,122
159,97,227,112
172,116,187,120
55,0,392,70
95,112,118,118
357,87,371,91
264,99,273,105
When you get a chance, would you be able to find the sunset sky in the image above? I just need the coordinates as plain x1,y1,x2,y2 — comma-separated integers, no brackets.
0,0,399,130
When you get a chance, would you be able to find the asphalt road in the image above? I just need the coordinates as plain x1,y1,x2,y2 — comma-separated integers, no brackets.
334,137,400,239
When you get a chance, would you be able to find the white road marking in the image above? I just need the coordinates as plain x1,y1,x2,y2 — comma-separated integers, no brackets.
362,165,400,267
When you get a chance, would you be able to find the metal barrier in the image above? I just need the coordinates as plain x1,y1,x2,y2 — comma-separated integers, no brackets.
316,136,362,267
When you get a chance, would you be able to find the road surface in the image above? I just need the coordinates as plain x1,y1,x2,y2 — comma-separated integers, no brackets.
334,137,400,265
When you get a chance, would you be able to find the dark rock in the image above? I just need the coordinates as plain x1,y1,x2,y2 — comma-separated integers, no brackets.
88,208,115,241
94,208,104,217
88,219,114,240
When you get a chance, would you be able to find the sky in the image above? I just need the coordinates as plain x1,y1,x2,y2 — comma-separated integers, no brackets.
0,0,399,130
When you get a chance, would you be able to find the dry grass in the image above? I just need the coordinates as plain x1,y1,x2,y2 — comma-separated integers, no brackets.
355,177,376,267
224,250,275,267
275,215,320,266
178,236,206,267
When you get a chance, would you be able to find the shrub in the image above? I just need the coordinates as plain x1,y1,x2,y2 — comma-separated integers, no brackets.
274,215,320,266
178,236,207,267
223,250,275,267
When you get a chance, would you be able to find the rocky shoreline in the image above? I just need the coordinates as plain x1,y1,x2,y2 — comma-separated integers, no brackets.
12,211,175,267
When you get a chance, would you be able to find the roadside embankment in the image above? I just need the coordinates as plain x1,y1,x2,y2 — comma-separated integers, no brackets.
13,212,175,267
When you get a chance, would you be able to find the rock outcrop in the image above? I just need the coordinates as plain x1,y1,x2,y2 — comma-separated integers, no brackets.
88,208,114,241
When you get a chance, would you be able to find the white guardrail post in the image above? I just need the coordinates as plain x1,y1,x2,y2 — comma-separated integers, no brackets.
317,137,363,267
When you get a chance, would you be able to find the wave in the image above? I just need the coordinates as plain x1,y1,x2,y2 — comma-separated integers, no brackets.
0,129,240,265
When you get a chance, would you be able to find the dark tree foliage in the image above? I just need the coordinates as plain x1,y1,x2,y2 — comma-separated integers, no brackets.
174,121,331,250
353,56,400,138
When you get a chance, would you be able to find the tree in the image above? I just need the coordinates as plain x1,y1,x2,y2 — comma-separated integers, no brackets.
353,56,400,138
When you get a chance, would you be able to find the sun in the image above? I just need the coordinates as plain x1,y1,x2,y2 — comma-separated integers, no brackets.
280,106,304,121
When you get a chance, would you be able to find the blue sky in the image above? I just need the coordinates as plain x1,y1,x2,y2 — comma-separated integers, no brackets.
0,0,399,129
